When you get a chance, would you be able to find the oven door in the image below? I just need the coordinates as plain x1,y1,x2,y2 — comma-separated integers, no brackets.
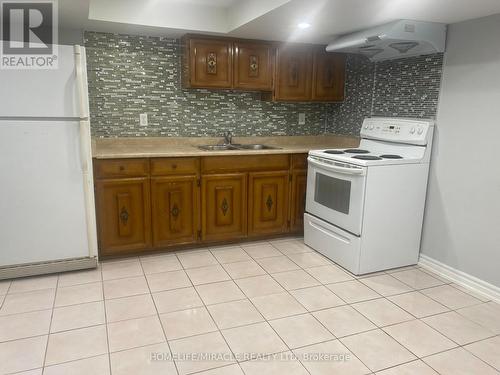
306,156,367,236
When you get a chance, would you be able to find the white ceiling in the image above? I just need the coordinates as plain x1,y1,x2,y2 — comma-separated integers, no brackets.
60,0,500,42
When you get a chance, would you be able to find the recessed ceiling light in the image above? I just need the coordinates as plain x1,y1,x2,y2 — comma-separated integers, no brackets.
297,22,311,29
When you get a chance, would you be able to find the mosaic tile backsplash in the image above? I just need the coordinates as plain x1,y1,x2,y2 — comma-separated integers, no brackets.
84,32,444,138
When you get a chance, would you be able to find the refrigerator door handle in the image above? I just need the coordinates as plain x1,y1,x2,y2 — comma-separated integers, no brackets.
74,45,89,119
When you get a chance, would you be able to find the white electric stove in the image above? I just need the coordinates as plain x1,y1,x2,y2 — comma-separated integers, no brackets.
304,117,435,275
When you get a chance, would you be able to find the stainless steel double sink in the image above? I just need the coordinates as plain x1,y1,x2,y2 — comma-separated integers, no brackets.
198,144,281,151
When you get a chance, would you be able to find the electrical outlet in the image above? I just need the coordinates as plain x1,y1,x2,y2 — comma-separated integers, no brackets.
298,113,306,125
139,113,148,126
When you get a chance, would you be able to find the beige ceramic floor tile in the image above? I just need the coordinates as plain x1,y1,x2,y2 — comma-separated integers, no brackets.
0,335,47,374
140,254,182,275
464,336,500,371
51,301,105,332
0,280,11,295
457,302,500,333
383,319,456,357
210,247,251,264
235,275,285,298
208,299,264,329
197,364,244,374
240,353,308,375
290,285,345,311
196,280,245,305
8,275,58,294
55,282,102,307
44,354,110,375
293,339,370,375
105,294,156,323
269,313,334,349
422,311,495,345
107,315,165,353
222,322,288,360
451,283,490,302
286,252,330,268
272,269,321,290
360,274,413,297
326,280,380,303
177,250,219,269
101,259,143,281
110,342,176,375
186,265,231,285
0,309,52,342
388,291,449,318
153,287,203,313
251,292,306,320
169,331,235,375
341,329,416,372
421,284,483,310
256,256,300,273
305,264,354,284
160,306,217,340
390,269,445,289
1,288,55,315
222,260,267,279
270,240,313,255
146,270,192,293
424,347,499,375
58,267,102,287
45,325,108,366
375,360,439,375
242,243,283,259
352,298,414,327
313,305,376,338
103,276,149,299
10,370,43,375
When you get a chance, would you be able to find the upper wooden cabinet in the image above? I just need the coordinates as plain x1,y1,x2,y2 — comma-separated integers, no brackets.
183,37,233,88
312,49,346,101
274,45,313,101
234,41,274,91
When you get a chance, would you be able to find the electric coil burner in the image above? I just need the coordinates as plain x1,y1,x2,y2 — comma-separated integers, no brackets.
352,155,382,160
324,150,345,154
380,154,403,159
344,149,370,154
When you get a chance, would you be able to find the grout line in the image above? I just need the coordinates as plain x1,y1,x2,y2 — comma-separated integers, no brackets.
98,261,113,375
41,274,59,374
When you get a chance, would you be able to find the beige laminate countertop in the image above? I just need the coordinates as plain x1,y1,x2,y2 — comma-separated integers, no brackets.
92,135,360,159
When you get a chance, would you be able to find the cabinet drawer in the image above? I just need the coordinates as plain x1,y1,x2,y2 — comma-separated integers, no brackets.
151,157,200,176
291,153,308,170
94,159,149,179
201,154,289,173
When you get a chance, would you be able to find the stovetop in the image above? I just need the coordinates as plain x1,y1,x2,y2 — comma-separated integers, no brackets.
309,147,424,166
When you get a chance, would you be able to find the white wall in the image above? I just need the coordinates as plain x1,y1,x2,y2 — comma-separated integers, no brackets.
421,14,500,288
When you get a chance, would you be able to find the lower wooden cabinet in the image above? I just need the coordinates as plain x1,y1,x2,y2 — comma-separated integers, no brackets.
151,175,199,248
290,170,307,232
95,178,152,256
201,173,248,242
248,171,289,236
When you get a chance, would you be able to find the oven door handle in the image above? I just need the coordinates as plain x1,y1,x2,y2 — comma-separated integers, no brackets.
308,157,365,175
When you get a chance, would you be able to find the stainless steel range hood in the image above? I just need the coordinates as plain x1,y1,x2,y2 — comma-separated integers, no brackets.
326,20,447,61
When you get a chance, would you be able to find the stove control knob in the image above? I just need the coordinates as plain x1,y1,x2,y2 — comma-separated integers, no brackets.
417,127,424,135
410,127,416,134
369,125,374,130
364,125,369,129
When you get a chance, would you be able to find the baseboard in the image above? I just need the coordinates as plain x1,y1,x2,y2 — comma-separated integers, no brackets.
419,254,500,303
0,257,98,280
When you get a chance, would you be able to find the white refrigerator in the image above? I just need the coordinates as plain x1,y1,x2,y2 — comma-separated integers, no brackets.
0,44,98,279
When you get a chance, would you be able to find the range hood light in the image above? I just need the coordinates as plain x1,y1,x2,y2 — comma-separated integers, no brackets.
389,41,419,53
358,48,384,58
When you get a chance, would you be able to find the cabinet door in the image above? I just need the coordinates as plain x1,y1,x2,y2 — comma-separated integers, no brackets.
312,50,345,101
188,38,233,88
274,45,313,101
95,178,151,256
248,171,289,236
151,175,199,248
234,42,274,91
202,174,247,242
290,170,307,233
